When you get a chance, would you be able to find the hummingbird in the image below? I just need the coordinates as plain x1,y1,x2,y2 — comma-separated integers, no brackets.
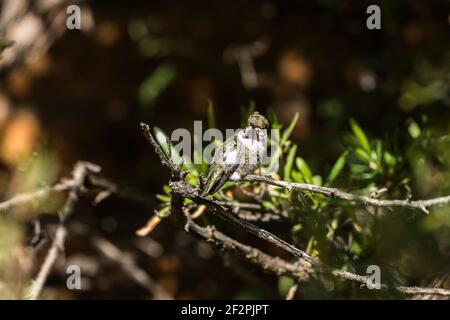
200,111,269,197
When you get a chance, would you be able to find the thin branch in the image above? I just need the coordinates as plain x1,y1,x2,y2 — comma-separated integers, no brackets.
246,175,450,214
236,210,284,222
184,219,314,281
0,173,153,214
0,183,64,213
86,174,154,207
184,218,450,297
218,201,286,222
27,225,67,300
28,162,100,300
286,282,299,300
70,221,172,300
171,180,321,267
140,123,180,176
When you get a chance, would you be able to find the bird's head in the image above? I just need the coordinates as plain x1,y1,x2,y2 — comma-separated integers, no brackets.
247,112,269,129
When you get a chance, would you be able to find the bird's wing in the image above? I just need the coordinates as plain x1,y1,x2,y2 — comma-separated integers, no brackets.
200,133,241,197
200,162,239,197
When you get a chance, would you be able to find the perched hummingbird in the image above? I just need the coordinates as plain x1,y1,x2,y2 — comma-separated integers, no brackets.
200,112,269,197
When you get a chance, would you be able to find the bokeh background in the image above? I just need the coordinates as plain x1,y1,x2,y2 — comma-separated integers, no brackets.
0,0,449,299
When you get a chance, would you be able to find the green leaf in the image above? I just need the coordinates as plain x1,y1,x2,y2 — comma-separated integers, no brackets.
281,112,299,146
153,127,170,157
325,150,348,186
305,236,315,254
349,118,371,154
262,200,277,211
284,144,297,181
295,157,313,183
162,185,171,194
350,240,362,256
267,129,282,174
383,151,397,168
408,121,421,139
207,100,216,129
185,172,199,185
312,175,322,186
157,206,170,218
291,170,304,183
156,194,171,203
350,164,370,174
138,64,176,106
331,218,339,230
354,148,371,164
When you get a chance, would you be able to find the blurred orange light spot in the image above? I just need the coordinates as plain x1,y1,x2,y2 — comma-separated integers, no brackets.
0,110,40,165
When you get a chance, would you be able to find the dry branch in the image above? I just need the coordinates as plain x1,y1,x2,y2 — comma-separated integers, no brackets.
70,221,172,299
184,219,314,281
246,175,450,214
28,161,100,300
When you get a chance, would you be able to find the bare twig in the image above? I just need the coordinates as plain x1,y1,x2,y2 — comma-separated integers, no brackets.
28,162,100,300
0,172,152,214
184,219,313,281
70,221,172,300
236,210,284,222
246,175,450,214
286,282,299,300
0,0,90,78
0,183,64,213
172,180,320,266
184,218,450,297
218,201,286,222
140,123,180,177
86,174,154,208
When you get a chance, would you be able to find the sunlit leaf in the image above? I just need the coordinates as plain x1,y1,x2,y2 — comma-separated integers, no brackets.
262,200,277,211
162,185,171,194
408,121,421,139
354,148,371,164
281,112,299,146
325,150,348,186
156,194,171,202
383,151,397,168
295,157,312,183
284,144,297,181
349,118,371,154
153,127,170,157
291,170,304,183
312,175,322,186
